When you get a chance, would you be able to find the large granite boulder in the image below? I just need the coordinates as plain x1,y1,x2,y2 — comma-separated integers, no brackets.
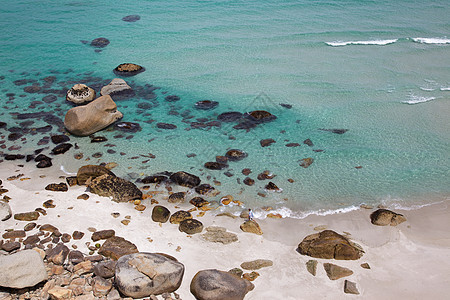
190,269,254,300
370,209,406,226
297,230,364,260
115,252,184,298
77,164,116,185
0,200,12,221
170,171,201,188
98,236,138,260
88,174,142,202
66,84,96,104
100,78,134,99
0,250,48,288
64,95,123,136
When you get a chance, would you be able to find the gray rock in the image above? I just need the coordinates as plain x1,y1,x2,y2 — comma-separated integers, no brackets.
190,269,254,300
100,78,133,97
0,250,48,288
94,260,116,279
240,259,273,270
0,200,12,221
115,252,184,298
46,243,70,265
306,260,318,276
344,280,360,294
202,227,238,244
323,263,353,280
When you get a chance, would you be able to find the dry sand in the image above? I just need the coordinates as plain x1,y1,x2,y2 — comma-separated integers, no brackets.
1,160,450,299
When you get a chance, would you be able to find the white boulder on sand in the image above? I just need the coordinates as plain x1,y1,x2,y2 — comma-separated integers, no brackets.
0,250,48,289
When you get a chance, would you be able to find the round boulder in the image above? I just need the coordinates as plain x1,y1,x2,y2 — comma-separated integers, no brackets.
152,206,170,223
170,211,192,224
113,63,145,77
190,269,254,300
179,219,203,234
115,252,184,298
66,84,96,104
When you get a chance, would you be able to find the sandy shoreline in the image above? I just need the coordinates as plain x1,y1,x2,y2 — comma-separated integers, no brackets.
1,160,450,299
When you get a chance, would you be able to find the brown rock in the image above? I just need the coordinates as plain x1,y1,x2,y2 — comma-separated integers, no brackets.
113,63,145,77
98,236,138,260
243,177,255,186
323,263,353,280
24,222,37,231
299,157,314,168
45,183,68,192
40,224,60,234
242,271,259,281
240,220,263,235
242,168,252,175
169,171,201,188
68,250,85,264
61,233,71,243
2,241,21,252
297,230,364,260
92,276,112,297
152,205,170,223
43,200,56,208
202,226,238,244
46,243,70,265
14,211,39,221
168,192,185,203
77,193,89,200
361,263,371,269
170,210,193,224
48,287,72,300
344,280,360,294
370,209,406,226
2,230,26,239
65,176,78,187
73,260,93,275
72,231,84,241
76,165,115,185
179,219,203,234
189,197,209,208
88,174,142,202
260,138,276,147
92,230,115,242
23,234,40,245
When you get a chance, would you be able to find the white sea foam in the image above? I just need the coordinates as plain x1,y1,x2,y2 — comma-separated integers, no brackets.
326,39,398,47
419,87,435,91
412,37,450,44
402,95,436,105
440,87,450,91
60,165,77,175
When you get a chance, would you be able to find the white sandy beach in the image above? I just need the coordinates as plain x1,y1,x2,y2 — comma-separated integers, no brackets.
1,160,450,300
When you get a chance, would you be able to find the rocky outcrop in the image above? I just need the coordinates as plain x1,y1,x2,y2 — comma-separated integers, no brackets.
64,95,123,136
77,165,116,185
370,209,406,226
98,236,138,260
179,219,203,234
170,171,201,188
115,253,184,298
190,269,254,300
202,226,238,244
66,84,96,104
113,63,145,77
0,200,12,221
297,230,364,260
240,220,263,235
88,174,142,202
100,78,134,99
323,263,353,280
0,250,48,289
152,206,171,223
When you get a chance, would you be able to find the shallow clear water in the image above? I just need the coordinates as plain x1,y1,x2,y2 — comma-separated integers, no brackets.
1,0,449,216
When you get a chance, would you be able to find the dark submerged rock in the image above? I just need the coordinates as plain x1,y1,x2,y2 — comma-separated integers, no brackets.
122,15,141,22
204,162,228,170
51,143,73,155
170,171,201,188
260,138,276,147
217,111,243,122
225,149,248,161
51,135,70,144
195,100,219,110
319,128,349,134
114,121,141,133
164,95,180,102
157,122,177,130
90,37,110,48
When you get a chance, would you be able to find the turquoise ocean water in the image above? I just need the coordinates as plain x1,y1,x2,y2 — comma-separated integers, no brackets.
1,0,449,217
